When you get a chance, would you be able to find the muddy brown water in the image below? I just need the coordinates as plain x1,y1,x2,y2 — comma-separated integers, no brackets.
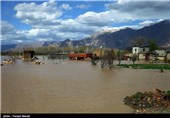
1,56,170,113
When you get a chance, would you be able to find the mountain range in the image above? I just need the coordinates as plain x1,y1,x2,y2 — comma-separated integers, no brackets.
1,20,170,51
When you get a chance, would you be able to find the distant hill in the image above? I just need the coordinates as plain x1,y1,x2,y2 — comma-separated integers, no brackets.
42,41,59,47
55,20,170,49
1,20,170,51
1,44,17,51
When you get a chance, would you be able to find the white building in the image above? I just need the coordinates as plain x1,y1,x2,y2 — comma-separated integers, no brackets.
155,50,167,57
132,46,149,54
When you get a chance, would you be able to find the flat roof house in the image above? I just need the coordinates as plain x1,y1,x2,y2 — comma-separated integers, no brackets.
132,45,149,55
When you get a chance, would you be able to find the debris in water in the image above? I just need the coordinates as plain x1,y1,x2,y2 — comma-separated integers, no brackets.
124,88,170,113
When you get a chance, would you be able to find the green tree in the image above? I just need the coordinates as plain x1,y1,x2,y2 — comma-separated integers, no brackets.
149,40,159,51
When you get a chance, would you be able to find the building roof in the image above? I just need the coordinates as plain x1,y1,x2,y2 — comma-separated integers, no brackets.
139,45,149,48
132,45,149,48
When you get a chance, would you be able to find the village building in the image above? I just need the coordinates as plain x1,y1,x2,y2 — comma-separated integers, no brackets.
154,50,167,61
132,45,150,60
132,46,149,55
23,50,35,61
166,49,170,62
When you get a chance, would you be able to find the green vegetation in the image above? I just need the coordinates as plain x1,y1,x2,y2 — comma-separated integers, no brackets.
117,64,170,70
1,46,93,55
148,40,159,51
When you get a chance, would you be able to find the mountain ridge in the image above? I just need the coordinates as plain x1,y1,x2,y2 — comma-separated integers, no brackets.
1,20,170,51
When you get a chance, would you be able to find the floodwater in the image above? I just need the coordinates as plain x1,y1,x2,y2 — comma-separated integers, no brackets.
1,56,170,113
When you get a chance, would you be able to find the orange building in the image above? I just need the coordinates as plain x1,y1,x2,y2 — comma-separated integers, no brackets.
68,53,92,60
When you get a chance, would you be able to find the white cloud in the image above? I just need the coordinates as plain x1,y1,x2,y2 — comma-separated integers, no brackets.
105,0,170,21
27,29,50,37
76,10,133,27
2,0,170,45
77,11,113,26
76,4,90,9
12,1,95,42
14,0,62,25
138,19,165,27
1,21,32,44
60,3,72,10
139,20,155,26
1,21,15,34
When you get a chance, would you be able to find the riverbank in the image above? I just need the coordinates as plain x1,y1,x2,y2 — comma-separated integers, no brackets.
124,89,170,114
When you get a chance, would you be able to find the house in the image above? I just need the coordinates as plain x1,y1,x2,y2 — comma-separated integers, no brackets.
138,52,146,60
154,50,167,61
23,50,35,60
166,50,170,62
132,45,149,55
132,45,149,60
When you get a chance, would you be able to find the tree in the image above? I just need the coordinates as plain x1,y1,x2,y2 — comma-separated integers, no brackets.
149,40,159,51
91,53,99,65
129,36,147,47
117,50,124,65
132,54,138,65
100,49,115,70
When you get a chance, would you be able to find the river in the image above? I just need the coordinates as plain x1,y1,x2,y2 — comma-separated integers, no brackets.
1,56,170,113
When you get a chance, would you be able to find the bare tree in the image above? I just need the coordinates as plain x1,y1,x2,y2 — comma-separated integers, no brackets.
100,49,115,70
91,53,99,65
129,36,148,47
8,51,18,62
132,54,138,65
117,50,124,65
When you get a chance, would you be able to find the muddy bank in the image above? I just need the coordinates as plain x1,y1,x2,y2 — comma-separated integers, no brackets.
124,89,170,113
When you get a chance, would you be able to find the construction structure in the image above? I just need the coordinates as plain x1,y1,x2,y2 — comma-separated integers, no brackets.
68,53,93,60
23,50,35,61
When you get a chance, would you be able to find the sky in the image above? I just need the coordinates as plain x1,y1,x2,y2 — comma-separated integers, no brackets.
1,0,170,45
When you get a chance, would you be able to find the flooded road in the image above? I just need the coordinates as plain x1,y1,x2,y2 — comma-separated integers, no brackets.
1,56,170,113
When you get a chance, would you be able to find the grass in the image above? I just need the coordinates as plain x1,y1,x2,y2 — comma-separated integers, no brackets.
117,64,170,70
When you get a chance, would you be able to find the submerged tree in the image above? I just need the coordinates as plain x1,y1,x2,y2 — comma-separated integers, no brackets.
117,50,125,65
100,49,115,70
132,54,138,65
91,53,100,65
8,51,18,62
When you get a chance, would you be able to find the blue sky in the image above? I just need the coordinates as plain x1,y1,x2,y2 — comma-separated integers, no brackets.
1,0,170,45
